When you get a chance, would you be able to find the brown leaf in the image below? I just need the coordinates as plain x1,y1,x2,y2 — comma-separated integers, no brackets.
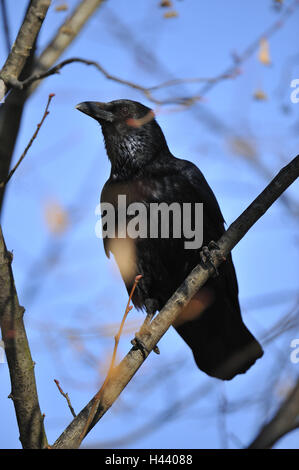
160,0,173,7
44,200,69,235
55,3,69,12
253,88,268,101
164,10,178,18
258,38,271,65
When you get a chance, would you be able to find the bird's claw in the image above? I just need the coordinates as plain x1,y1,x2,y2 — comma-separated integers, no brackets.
131,335,149,359
200,241,224,277
131,328,160,357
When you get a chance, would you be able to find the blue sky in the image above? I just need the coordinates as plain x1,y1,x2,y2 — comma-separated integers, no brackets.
0,0,299,449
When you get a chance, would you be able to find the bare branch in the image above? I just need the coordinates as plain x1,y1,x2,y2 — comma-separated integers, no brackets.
28,0,106,95
197,0,299,97
0,0,51,101
52,155,298,449
54,379,76,418
8,0,299,108
0,93,54,189
79,275,142,443
249,378,299,449
0,227,48,448
6,57,232,106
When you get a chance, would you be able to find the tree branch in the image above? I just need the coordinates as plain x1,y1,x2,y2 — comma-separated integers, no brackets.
5,56,229,106
248,378,299,449
0,0,51,101
54,379,76,418
0,226,48,448
28,0,105,95
52,155,298,448
0,93,54,189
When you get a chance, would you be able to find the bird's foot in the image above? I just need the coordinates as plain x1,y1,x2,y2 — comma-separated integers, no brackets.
200,241,225,277
144,299,160,354
131,303,160,356
131,333,160,357
131,335,149,359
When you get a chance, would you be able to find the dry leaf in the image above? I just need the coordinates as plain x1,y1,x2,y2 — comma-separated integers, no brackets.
228,136,257,161
253,88,268,101
164,10,178,18
44,200,69,235
258,38,271,65
160,0,173,7
55,3,68,12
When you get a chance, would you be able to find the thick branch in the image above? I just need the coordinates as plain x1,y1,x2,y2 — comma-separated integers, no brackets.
52,155,299,448
249,379,299,449
0,227,48,448
0,0,51,101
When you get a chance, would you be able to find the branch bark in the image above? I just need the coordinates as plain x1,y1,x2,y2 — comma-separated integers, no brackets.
248,379,299,449
52,155,299,448
0,0,51,101
28,0,106,95
0,226,48,448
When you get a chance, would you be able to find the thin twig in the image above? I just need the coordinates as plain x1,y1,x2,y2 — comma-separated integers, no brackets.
4,57,204,106
106,274,143,381
79,275,142,443
0,93,54,189
54,379,76,418
248,378,299,448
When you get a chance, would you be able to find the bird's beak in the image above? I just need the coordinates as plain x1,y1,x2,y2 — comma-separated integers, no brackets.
75,101,115,122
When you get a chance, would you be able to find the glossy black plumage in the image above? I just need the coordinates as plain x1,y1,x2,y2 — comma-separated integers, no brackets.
76,99,263,380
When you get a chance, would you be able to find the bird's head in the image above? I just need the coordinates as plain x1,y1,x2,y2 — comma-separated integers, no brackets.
76,99,169,176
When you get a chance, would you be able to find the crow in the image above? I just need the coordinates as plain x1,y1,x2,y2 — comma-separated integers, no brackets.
76,99,263,380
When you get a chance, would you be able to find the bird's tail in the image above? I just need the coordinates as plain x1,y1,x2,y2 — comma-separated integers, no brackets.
174,292,263,380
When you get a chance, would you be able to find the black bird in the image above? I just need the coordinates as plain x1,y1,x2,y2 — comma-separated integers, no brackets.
76,99,263,380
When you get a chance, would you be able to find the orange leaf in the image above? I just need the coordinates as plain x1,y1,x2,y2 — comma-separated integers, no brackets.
258,38,271,65
55,3,68,12
44,200,69,235
164,10,178,18
253,88,268,101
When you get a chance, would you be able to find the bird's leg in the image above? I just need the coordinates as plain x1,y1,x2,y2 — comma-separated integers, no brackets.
131,298,160,356
200,241,225,277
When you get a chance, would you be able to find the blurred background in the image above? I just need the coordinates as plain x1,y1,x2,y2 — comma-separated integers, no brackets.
0,0,298,449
